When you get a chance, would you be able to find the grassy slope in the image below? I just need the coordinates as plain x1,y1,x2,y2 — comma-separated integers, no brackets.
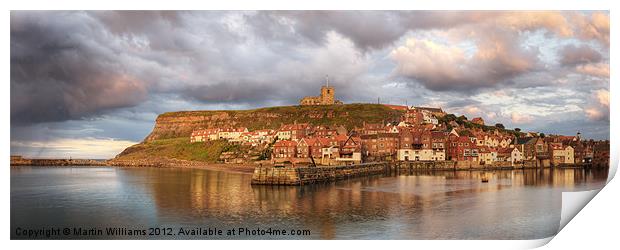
115,138,236,163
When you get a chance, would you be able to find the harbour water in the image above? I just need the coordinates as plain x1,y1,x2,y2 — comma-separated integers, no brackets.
10,166,608,239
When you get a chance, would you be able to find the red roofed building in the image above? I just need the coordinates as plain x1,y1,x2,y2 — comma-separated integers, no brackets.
190,128,220,143
218,127,249,140
312,125,338,138
403,108,423,125
447,136,479,162
361,123,386,135
272,140,298,159
277,123,312,141
361,132,399,161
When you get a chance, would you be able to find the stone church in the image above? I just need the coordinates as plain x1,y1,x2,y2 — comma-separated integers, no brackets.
299,76,343,106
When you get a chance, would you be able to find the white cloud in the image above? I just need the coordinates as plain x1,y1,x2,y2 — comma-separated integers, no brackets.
576,63,610,78
584,108,605,121
596,89,610,107
511,113,534,124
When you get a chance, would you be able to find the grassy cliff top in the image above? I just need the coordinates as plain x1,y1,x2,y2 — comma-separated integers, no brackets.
115,137,235,162
159,103,399,117
156,103,405,131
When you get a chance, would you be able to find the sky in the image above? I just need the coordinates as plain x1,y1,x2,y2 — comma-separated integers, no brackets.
10,11,610,159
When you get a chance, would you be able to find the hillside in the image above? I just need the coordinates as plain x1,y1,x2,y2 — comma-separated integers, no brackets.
114,104,404,162
144,103,404,141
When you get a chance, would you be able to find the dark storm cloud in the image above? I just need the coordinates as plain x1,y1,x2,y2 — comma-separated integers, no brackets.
444,99,481,109
182,81,294,105
10,11,610,126
9,11,612,158
11,11,148,124
269,11,407,51
255,11,504,52
93,10,182,35
559,44,603,66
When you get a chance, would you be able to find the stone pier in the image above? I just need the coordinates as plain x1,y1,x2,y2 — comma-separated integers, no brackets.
251,162,389,186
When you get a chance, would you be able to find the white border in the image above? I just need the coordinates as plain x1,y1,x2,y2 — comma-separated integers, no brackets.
2,1,616,249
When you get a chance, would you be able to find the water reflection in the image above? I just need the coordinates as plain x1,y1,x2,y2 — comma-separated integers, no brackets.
11,167,608,239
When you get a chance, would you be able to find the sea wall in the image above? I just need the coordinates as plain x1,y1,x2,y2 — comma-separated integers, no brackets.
251,162,389,185
10,158,107,166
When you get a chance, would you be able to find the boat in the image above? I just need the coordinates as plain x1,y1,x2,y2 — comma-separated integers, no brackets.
481,173,489,183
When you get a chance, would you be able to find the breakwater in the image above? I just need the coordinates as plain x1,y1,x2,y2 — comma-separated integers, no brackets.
251,160,605,186
251,162,389,185
10,158,107,166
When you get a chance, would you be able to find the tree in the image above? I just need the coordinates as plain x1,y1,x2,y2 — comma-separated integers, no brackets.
495,123,505,129
540,133,546,138
514,128,521,132
444,114,457,121
459,129,472,137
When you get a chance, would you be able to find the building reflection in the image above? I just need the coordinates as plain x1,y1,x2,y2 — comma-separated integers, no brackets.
125,167,608,239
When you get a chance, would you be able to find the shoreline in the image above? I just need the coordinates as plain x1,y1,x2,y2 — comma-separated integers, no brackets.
11,156,609,175
10,158,260,174
11,159,608,175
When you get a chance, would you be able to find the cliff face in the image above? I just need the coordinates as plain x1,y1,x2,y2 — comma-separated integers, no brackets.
144,104,404,142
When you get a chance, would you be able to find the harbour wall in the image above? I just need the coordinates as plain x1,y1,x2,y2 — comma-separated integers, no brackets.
251,160,604,185
251,162,388,185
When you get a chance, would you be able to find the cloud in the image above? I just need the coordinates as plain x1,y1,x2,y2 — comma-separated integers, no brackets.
9,11,611,158
596,89,610,107
583,89,610,122
511,113,534,124
575,63,610,78
11,11,610,124
559,44,602,66
11,11,149,124
584,108,605,121
571,11,610,47
390,36,536,91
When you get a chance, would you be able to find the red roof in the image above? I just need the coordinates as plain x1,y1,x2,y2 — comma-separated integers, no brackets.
497,148,514,154
334,134,349,142
274,140,297,147
318,137,337,146
191,128,220,136
299,137,318,146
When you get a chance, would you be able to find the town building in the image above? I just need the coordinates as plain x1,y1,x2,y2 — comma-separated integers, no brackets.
447,135,479,162
478,146,497,164
549,143,574,165
190,128,220,143
272,140,298,160
497,147,522,165
361,133,398,161
335,135,362,165
277,123,312,141
217,127,248,140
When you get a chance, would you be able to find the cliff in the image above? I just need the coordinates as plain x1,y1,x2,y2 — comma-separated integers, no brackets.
115,104,404,162
144,103,404,141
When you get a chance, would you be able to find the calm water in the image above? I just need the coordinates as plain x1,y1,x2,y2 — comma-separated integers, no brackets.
11,166,608,240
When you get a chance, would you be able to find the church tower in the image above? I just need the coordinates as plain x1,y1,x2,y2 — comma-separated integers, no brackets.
320,75,335,105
